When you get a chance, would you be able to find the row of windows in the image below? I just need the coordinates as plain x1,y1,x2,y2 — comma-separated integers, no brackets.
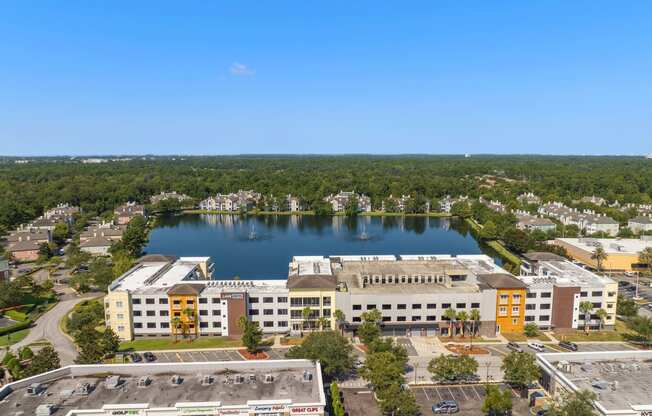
352,302,480,311
525,303,551,310
363,275,466,285
526,292,552,299
131,296,291,306
249,309,289,316
525,315,550,322
580,291,605,297
498,306,520,317
289,309,331,319
289,297,331,307
499,294,522,304
249,297,288,304
352,315,445,323
133,321,289,329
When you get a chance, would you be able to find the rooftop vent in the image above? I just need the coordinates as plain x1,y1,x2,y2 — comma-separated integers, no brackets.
201,375,214,386
105,376,122,389
171,375,183,385
249,374,257,383
302,371,313,382
75,382,93,395
26,383,45,396
137,376,151,388
235,374,245,384
36,404,56,416
264,374,275,383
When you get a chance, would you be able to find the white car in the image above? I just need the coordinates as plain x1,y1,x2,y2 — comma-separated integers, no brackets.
528,342,545,352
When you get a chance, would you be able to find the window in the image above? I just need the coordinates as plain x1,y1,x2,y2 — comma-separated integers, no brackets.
133,298,141,304
499,295,509,305
186,299,194,305
540,292,551,298
199,322,208,328
249,309,259,315
212,322,222,328
278,309,288,315
382,304,392,310
173,300,181,305
160,310,169,317
212,310,220,316
412,304,422,309
367,304,377,310
117,326,125,332
116,301,123,308
278,321,288,327
512,294,521,303
427,315,437,321
134,323,142,328
264,321,274,328
539,315,550,321
173,312,181,317
592,291,603,297
199,310,208,316
353,305,362,311
511,306,520,315
607,303,615,309
147,323,156,329
456,303,466,309
290,310,302,319
323,309,331,317
159,298,168,304
146,298,155,305
442,303,451,309
199,298,207,304
263,297,274,303
397,316,406,322
607,291,616,297
540,304,551,310
249,297,259,303
592,302,602,308
117,313,124,319
264,309,274,316
352,317,361,323
526,304,536,310
411,316,421,321
212,298,221,303
427,303,437,309
323,297,331,306
512,318,518,325
382,316,391,322
133,311,142,316
278,297,288,303
499,307,507,317
397,304,407,310
471,303,480,308
580,291,587,297
146,310,155,317
526,293,536,299
525,316,535,322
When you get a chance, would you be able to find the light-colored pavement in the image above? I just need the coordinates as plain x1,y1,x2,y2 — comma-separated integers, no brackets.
9,290,103,366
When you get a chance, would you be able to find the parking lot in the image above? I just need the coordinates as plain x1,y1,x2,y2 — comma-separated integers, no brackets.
128,347,291,363
396,337,418,356
484,341,635,357
412,384,530,416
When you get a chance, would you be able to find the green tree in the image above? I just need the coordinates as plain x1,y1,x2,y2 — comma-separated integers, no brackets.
480,220,498,240
501,351,540,387
368,338,409,364
18,346,34,360
524,323,539,337
286,331,355,379
639,247,652,274
120,215,149,257
52,222,69,246
359,351,405,392
548,390,597,416
330,381,345,416
456,310,468,337
238,316,263,354
427,354,478,383
100,328,121,357
444,307,457,337
21,346,60,378
579,301,594,333
482,384,513,416
469,308,481,347
617,294,638,317
333,309,346,336
626,316,652,345
111,250,135,278
450,201,472,219
595,308,608,330
344,196,359,217
302,306,313,333
591,245,607,271
377,383,420,416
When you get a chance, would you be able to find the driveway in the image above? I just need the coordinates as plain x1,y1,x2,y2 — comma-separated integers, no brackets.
10,291,103,365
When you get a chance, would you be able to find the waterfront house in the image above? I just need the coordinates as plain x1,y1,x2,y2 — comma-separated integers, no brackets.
114,202,146,225
324,190,372,213
628,215,652,234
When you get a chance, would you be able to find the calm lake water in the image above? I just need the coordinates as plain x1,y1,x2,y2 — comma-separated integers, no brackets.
145,214,500,279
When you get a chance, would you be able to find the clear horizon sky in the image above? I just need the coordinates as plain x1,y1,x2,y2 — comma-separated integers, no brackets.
1,1,651,156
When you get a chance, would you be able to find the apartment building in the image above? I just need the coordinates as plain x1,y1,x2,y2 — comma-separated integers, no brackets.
79,222,125,243
287,194,302,212
514,211,557,233
519,252,618,330
199,190,262,212
382,194,430,213
43,203,80,219
105,255,289,341
324,191,372,213
539,202,619,236
288,254,525,336
114,201,146,225
516,192,541,205
628,215,652,234
150,191,191,204
439,195,469,213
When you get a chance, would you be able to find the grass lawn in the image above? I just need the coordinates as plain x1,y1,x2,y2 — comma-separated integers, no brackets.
280,336,304,346
119,336,242,351
554,330,624,342
437,335,502,343
0,328,30,347
503,332,552,342
485,240,521,266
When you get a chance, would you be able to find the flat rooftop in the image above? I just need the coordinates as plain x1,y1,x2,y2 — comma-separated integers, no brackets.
529,260,615,287
537,351,652,414
557,237,652,255
0,360,324,416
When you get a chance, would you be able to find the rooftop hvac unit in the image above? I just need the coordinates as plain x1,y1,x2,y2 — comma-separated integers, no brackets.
36,404,56,416
105,376,122,389
235,375,245,384
302,371,313,382
557,361,572,373
171,375,183,385
137,376,151,388
27,383,45,396
201,375,214,386
75,382,93,395
264,374,274,383
249,374,257,383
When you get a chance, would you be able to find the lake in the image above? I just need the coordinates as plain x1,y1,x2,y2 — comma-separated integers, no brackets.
145,214,501,279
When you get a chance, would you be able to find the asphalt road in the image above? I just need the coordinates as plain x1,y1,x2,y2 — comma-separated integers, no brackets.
10,290,103,365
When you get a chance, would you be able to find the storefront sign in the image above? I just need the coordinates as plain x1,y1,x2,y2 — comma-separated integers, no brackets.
289,407,321,414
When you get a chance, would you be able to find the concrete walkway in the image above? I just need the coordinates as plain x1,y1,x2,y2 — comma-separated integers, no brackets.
9,291,103,366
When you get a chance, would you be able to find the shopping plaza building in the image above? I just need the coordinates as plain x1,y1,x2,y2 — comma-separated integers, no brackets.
105,252,618,341
0,359,325,416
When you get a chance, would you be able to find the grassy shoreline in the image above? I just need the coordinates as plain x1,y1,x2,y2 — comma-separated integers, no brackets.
183,209,452,218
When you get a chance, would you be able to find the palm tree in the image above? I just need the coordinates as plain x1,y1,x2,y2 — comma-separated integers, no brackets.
301,307,313,334
639,247,652,275
317,317,329,331
444,308,457,337
579,301,594,334
333,309,346,336
595,308,608,330
591,245,608,271
469,309,481,347
456,311,468,337
171,317,182,342
183,307,197,338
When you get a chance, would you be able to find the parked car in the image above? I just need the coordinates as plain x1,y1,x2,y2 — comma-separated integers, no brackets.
507,342,523,352
143,352,156,362
558,341,578,351
624,272,636,277
432,400,459,414
130,353,143,362
528,342,545,352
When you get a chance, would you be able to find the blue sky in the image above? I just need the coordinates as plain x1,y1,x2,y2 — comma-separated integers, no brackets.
1,1,651,155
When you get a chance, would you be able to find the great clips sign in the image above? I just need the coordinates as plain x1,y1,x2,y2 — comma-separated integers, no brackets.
289,407,321,415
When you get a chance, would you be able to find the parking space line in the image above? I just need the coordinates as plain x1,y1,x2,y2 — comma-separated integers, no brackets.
434,387,442,401
447,386,454,401
459,386,469,401
199,351,209,361
176,352,183,362
421,388,430,401
471,385,482,400
511,387,520,398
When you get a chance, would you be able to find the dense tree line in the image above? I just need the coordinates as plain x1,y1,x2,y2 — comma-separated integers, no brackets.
1,155,652,232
